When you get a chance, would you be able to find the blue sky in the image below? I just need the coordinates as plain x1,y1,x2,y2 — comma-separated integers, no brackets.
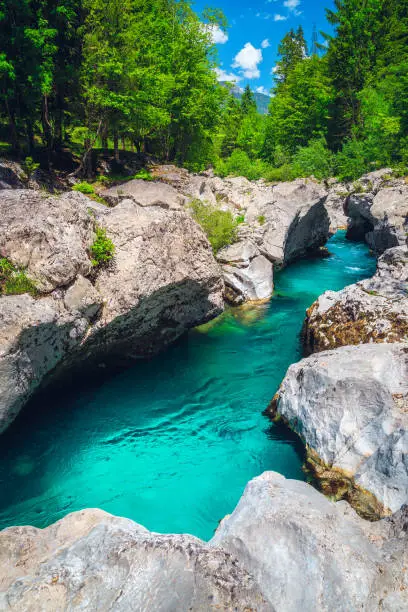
194,0,335,95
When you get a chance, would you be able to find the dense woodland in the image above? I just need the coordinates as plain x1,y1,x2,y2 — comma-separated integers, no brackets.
0,0,407,181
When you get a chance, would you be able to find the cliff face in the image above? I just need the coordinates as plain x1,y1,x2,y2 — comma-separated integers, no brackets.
0,190,224,434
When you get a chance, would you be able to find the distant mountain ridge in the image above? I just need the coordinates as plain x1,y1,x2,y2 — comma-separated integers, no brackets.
220,83,270,115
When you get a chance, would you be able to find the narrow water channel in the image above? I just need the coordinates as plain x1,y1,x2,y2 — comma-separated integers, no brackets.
0,232,376,540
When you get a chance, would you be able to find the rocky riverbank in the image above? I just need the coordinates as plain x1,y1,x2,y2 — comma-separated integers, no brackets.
1,472,407,611
270,171,407,521
1,162,407,611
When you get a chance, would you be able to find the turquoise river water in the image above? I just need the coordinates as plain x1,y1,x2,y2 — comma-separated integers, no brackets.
0,232,376,540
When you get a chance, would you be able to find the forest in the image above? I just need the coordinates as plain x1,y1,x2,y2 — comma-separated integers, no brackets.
0,0,407,181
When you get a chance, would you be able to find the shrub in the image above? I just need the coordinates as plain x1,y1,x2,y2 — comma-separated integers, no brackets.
334,139,370,182
215,150,269,181
134,168,153,181
236,214,245,224
90,226,115,267
22,156,40,181
258,215,266,225
291,139,334,180
0,258,37,295
189,199,239,254
263,164,295,183
73,181,95,195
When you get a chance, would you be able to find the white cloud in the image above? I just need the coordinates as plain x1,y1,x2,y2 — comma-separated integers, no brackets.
256,86,271,96
261,38,270,48
232,43,263,79
274,14,288,21
283,0,302,15
215,68,242,83
206,24,228,45
271,65,279,74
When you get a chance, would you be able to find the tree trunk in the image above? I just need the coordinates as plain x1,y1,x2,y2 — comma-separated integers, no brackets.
113,128,120,162
42,95,53,169
6,102,19,153
26,121,35,154
121,135,126,151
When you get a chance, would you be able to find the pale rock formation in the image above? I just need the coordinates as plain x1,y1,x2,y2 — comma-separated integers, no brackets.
217,240,273,304
269,344,408,516
102,179,186,209
2,473,408,611
0,191,224,433
304,246,408,352
0,508,268,611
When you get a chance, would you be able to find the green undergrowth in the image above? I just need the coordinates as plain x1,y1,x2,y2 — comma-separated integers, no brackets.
90,226,115,268
0,258,37,296
189,199,240,254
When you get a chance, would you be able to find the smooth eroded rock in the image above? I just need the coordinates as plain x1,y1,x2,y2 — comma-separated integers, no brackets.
212,472,408,612
0,190,95,292
304,246,408,353
102,179,186,209
0,192,224,432
0,508,268,611
269,344,408,516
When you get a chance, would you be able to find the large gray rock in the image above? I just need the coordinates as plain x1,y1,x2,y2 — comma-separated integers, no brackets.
151,166,331,268
2,474,408,611
346,182,408,253
217,240,273,304
102,179,186,209
212,472,408,612
0,191,224,432
268,344,408,517
304,246,408,353
0,508,268,611
0,190,95,292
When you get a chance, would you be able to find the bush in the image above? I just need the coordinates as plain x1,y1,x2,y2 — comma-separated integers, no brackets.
189,199,239,254
73,181,95,195
334,139,370,182
0,258,37,295
258,215,266,225
22,156,40,180
215,150,269,181
291,139,334,180
263,164,296,183
134,168,153,181
90,226,115,267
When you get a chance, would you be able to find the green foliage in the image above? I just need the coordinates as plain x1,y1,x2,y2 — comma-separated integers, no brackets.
236,214,245,224
291,139,334,180
334,139,370,182
90,226,115,267
133,169,153,181
189,199,239,254
215,150,269,181
0,258,37,295
73,181,95,195
257,215,266,225
22,156,40,180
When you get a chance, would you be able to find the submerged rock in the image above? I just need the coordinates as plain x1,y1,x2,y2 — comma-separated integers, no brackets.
304,246,408,353
268,343,408,517
0,190,224,433
2,472,408,611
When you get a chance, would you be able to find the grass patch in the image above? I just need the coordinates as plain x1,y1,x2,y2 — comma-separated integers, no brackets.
189,199,239,254
258,215,266,225
90,226,115,268
0,258,37,295
133,168,153,181
73,181,95,195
